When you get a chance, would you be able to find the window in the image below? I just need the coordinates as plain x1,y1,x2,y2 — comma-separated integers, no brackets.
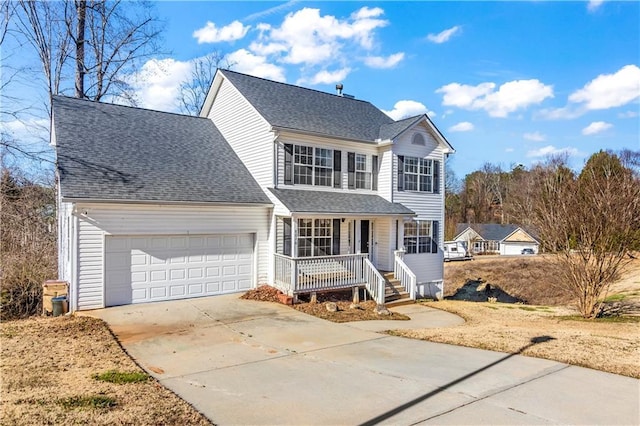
297,218,338,257
412,133,426,146
290,145,333,187
403,220,439,254
355,154,371,189
398,156,440,193
314,148,333,186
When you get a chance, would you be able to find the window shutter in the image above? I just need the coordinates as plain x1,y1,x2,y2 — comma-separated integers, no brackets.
372,155,378,191
397,155,404,191
284,144,293,185
431,221,439,253
283,218,292,256
333,150,342,188
332,219,341,255
433,159,440,193
348,152,355,189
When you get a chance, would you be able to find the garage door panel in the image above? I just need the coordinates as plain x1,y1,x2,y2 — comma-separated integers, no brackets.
105,233,253,306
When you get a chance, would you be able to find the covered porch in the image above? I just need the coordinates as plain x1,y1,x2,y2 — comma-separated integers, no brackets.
268,188,418,305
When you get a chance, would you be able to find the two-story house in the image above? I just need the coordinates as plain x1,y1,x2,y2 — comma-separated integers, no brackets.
53,70,454,312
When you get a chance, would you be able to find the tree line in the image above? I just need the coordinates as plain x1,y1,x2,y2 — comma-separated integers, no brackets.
446,150,640,317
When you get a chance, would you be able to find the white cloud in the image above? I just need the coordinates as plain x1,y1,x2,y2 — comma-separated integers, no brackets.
363,52,404,69
523,131,546,142
618,110,639,118
569,65,640,110
582,121,612,135
449,121,474,132
427,25,461,44
226,49,286,82
527,145,579,158
587,1,605,12
128,58,193,111
2,118,49,142
437,79,553,117
193,20,250,43
243,1,299,22
383,100,434,120
298,68,351,85
505,147,514,153
536,106,583,120
250,7,388,66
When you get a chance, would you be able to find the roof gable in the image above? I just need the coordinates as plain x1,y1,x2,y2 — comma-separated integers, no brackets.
53,96,271,205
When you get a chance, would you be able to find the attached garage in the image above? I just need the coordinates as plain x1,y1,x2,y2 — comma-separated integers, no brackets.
105,234,254,307
53,96,272,312
500,242,538,255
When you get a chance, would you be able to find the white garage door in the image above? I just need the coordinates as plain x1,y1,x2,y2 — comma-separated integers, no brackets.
105,234,253,307
501,243,536,255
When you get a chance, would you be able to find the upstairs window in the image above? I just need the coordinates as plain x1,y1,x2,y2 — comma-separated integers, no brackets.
355,154,371,190
412,133,426,146
397,156,440,193
287,144,334,187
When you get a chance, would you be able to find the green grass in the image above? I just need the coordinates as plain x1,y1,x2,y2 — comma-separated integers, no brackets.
603,294,627,302
557,315,640,323
93,370,149,384
59,395,117,409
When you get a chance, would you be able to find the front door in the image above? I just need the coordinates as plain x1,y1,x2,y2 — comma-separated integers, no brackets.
360,220,370,254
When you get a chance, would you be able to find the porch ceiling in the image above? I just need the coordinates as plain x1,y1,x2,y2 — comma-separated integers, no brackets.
268,188,414,216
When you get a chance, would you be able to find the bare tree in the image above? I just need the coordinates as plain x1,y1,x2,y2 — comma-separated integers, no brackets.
178,51,229,116
531,152,640,318
14,0,163,102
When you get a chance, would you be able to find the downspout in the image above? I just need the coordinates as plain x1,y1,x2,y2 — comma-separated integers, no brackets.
272,130,280,188
71,204,79,312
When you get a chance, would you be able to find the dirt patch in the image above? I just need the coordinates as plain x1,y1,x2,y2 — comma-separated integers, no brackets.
445,255,640,314
0,316,211,425
391,300,640,379
242,286,409,323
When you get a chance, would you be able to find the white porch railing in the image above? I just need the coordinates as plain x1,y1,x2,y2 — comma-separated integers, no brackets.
273,253,385,304
363,258,386,305
394,250,417,300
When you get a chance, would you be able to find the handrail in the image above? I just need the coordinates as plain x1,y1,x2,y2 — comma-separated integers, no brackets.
363,258,386,305
393,251,417,300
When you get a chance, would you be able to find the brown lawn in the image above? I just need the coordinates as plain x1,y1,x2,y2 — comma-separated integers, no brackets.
0,316,211,425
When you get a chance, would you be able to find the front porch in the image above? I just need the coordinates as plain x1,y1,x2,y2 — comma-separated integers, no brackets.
272,250,416,306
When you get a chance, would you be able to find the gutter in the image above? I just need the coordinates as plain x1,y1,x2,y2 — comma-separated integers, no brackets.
60,197,273,208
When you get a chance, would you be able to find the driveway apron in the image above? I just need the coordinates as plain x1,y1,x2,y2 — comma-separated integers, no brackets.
88,295,640,426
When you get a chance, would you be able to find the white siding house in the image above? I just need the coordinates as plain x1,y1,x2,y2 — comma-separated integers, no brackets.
54,70,455,311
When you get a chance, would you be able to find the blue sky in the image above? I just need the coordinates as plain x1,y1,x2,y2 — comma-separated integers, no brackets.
4,1,640,178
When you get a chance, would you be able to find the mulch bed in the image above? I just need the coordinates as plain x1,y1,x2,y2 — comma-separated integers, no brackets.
241,285,409,323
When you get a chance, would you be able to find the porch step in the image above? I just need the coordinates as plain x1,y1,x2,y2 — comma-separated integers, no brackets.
382,272,413,306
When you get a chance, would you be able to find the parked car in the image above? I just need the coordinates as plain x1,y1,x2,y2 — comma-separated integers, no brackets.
521,248,535,255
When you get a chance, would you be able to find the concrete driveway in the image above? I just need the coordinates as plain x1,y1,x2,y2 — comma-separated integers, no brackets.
90,295,639,425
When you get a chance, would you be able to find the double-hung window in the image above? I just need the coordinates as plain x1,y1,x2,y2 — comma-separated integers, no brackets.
397,156,440,193
355,154,372,189
403,220,439,254
289,145,333,187
297,218,336,257
314,148,332,186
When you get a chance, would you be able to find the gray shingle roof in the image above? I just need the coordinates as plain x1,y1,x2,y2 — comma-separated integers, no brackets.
220,70,395,141
53,95,271,205
269,188,414,215
455,223,538,242
378,115,423,140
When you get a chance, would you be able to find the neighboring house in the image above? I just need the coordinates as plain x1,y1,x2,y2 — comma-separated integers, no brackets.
54,69,454,312
453,223,539,255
